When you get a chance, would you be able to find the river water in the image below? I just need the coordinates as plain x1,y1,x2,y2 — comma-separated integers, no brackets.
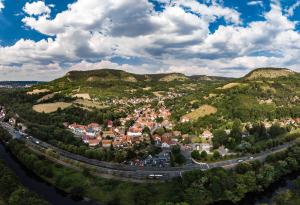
0,142,100,205
0,141,298,205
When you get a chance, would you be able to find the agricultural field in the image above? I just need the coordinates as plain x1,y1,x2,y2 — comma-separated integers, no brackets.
27,89,50,95
73,99,108,110
72,93,91,100
32,102,72,113
217,82,247,90
183,104,217,121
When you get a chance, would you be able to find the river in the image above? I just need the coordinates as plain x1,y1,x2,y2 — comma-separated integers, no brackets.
0,142,100,205
0,141,299,205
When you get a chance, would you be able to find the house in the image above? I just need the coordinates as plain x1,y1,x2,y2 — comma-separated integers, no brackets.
68,123,86,135
86,127,97,138
172,131,181,137
88,139,100,147
127,127,143,137
180,116,190,123
63,122,69,128
102,140,112,148
161,142,170,148
107,120,113,128
82,135,90,144
201,130,213,142
161,133,172,143
218,145,229,157
200,143,212,153
88,123,101,132
102,130,115,139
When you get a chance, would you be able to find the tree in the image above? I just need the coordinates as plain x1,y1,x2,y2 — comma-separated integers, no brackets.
155,117,163,123
269,123,287,138
212,129,227,148
171,145,186,166
200,151,208,159
8,188,49,205
236,162,252,174
191,150,200,160
212,151,221,160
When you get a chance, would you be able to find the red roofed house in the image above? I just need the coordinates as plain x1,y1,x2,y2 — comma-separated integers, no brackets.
102,140,112,148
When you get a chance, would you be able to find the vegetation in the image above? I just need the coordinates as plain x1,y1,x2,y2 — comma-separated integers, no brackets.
272,176,300,205
182,104,217,121
2,125,300,205
0,132,48,205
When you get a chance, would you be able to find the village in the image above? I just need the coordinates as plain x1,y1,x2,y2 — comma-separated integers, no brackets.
2,97,300,168
62,95,300,167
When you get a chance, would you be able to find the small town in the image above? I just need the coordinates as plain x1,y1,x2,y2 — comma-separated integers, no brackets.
2,1,300,204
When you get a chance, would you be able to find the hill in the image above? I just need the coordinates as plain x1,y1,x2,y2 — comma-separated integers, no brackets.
54,69,232,84
244,67,297,80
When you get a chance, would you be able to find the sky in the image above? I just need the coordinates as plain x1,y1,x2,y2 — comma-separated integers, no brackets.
0,0,300,81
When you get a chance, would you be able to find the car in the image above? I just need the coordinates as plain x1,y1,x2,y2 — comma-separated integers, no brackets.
35,140,40,144
249,156,254,160
237,159,244,163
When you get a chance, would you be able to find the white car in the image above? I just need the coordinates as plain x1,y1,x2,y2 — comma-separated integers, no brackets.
237,159,244,163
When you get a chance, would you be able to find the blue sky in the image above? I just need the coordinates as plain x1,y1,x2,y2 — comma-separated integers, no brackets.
0,0,300,80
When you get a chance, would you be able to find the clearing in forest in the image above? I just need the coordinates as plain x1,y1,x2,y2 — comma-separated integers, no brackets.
33,102,72,113
182,104,217,121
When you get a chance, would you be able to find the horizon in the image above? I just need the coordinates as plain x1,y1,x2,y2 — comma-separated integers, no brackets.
0,66,296,82
1,0,300,81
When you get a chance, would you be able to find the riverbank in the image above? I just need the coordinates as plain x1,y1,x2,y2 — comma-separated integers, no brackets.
0,141,101,205
0,146,49,205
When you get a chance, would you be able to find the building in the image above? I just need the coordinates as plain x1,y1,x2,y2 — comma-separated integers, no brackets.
102,140,112,148
127,127,143,137
86,127,97,138
201,130,213,142
180,116,190,123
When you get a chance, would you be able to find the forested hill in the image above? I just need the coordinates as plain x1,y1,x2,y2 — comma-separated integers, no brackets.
37,68,232,98
53,68,230,84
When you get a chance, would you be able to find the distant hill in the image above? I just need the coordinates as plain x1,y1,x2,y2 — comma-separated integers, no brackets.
0,81,43,88
42,68,233,98
190,75,234,81
244,68,297,80
53,69,231,84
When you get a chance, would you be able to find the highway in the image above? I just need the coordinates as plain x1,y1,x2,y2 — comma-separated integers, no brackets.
0,121,295,181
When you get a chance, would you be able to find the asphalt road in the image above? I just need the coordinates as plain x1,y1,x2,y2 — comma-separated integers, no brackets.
0,121,295,181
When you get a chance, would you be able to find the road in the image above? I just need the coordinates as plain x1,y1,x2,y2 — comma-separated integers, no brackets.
0,121,295,181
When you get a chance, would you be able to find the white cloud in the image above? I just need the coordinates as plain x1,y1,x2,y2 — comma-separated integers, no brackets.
23,1,51,16
286,1,300,17
1,0,300,80
247,1,263,7
0,0,4,11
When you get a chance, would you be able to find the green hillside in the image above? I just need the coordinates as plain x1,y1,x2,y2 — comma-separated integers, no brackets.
32,69,231,99
244,67,296,80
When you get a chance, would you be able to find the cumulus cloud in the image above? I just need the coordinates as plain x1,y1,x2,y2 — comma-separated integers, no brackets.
23,1,51,16
247,1,263,7
0,0,4,11
1,0,300,80
286,1,300,17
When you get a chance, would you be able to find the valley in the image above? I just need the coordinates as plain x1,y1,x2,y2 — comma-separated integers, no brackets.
1,67,300,204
